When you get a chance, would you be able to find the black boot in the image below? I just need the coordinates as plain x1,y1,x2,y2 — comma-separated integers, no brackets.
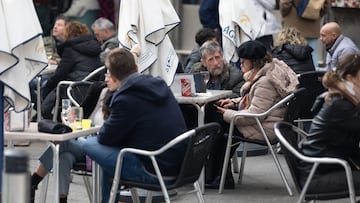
31,173,43,203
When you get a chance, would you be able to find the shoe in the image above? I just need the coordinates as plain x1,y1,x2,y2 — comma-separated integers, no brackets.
204,175,235,189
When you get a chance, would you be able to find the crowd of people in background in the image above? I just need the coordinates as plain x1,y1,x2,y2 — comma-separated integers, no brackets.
27,0,360,202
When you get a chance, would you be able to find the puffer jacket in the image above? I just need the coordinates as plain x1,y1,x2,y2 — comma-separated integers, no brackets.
42,34,101,97
301,93,360,173
223,58,298,140
272,43,315,74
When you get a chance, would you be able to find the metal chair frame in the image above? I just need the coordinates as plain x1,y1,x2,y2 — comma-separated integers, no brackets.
218,93,295,195
274,122,356,203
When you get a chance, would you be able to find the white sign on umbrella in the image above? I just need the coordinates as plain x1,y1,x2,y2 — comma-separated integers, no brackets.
0,0,48,112
117,0,180,85
219,0,264,63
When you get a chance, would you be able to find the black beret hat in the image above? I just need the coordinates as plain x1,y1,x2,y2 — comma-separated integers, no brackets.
237,40,267,60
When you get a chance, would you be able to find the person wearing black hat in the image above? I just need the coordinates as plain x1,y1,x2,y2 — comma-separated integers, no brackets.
205,40,299,189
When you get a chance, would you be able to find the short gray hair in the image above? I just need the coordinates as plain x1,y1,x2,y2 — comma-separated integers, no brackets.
91,17,114,31
199,40,223,59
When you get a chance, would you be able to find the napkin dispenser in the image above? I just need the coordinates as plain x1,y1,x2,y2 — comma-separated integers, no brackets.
6,108,26,132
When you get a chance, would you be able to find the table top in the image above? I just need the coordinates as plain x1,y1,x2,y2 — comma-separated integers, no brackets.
175,90,233,105
4,123,100,141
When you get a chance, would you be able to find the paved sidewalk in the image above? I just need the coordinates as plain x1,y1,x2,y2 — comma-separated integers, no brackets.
6,140,354,203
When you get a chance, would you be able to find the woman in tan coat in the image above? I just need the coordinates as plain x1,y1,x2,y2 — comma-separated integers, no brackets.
204,40,298,190
216,40,299,141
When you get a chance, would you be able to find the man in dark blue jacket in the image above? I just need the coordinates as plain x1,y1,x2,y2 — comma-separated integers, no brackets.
83,48,188,203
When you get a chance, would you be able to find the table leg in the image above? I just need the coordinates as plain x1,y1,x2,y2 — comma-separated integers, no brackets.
193,104,206,194
50,142,60,203
36,76,42,121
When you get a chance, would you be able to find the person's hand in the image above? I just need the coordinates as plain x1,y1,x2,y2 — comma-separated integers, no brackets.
213,104,226,114
216,98,235,109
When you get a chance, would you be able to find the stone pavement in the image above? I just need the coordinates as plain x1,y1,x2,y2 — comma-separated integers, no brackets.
5,140,354,203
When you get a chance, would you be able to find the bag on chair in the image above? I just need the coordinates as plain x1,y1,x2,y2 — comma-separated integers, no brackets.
294,0,325,20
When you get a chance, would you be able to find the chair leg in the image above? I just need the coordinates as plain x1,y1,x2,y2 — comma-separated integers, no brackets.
238,142,248,185
194,181,205,203
39,173,50,203
82,175,92,202
268,145,293,196
145,190,153,203
130,188,141,203
232,152,239,173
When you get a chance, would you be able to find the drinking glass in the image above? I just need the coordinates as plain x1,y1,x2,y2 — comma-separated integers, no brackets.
61,99,71,125
68,107,83,131
200,71,210,91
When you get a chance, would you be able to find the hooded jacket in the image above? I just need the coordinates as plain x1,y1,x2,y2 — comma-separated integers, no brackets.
98,73,187,176
223,58,298,140
272,43,315,74
42,34,102,97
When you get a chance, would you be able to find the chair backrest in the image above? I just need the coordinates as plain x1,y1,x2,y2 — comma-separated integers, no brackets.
296,71,326,119
274,121,304,193
172,122,221,188
67,81,93,107
283,88,307,124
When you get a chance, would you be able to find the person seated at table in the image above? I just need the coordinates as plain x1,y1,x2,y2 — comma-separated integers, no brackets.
91,17,119,64
272,27,316,74
30,14,70,114
206,40,298,189
183,27,219,73
41,20,102,121
181,40,245,131
82,47,188,203
30,46,142,203
300,53,360,193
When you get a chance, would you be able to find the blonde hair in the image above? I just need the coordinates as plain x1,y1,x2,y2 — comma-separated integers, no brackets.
274,27,308,47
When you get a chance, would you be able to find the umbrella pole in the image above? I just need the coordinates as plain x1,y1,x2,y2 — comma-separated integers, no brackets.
0,82,3,193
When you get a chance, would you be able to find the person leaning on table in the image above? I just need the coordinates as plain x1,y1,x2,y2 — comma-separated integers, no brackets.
82,47,188,203
300,54,360,193
206,40,298,189
30,46,142,203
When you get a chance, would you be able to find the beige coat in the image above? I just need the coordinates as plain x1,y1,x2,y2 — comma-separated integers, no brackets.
280,0,330,38
223,58,298,141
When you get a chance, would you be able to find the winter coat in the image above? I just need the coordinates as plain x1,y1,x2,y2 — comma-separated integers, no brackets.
97,73,188,176
42,34,102,97
191,61,244,96
223,58,298,140
272,43,315,74
280,0,330,38
325,34,360,70
301,93,360,174
100,33,119,64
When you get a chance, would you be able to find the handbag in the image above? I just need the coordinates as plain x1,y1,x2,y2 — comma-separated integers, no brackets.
38,119,72,134
294,0,326,20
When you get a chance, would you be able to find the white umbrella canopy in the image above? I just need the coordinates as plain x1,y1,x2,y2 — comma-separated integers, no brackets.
117,0,180,85
0,0,48,112
219,0,264,63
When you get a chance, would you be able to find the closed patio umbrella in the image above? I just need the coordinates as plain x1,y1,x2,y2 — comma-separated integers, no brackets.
0,0,48,187
117,0,180,85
